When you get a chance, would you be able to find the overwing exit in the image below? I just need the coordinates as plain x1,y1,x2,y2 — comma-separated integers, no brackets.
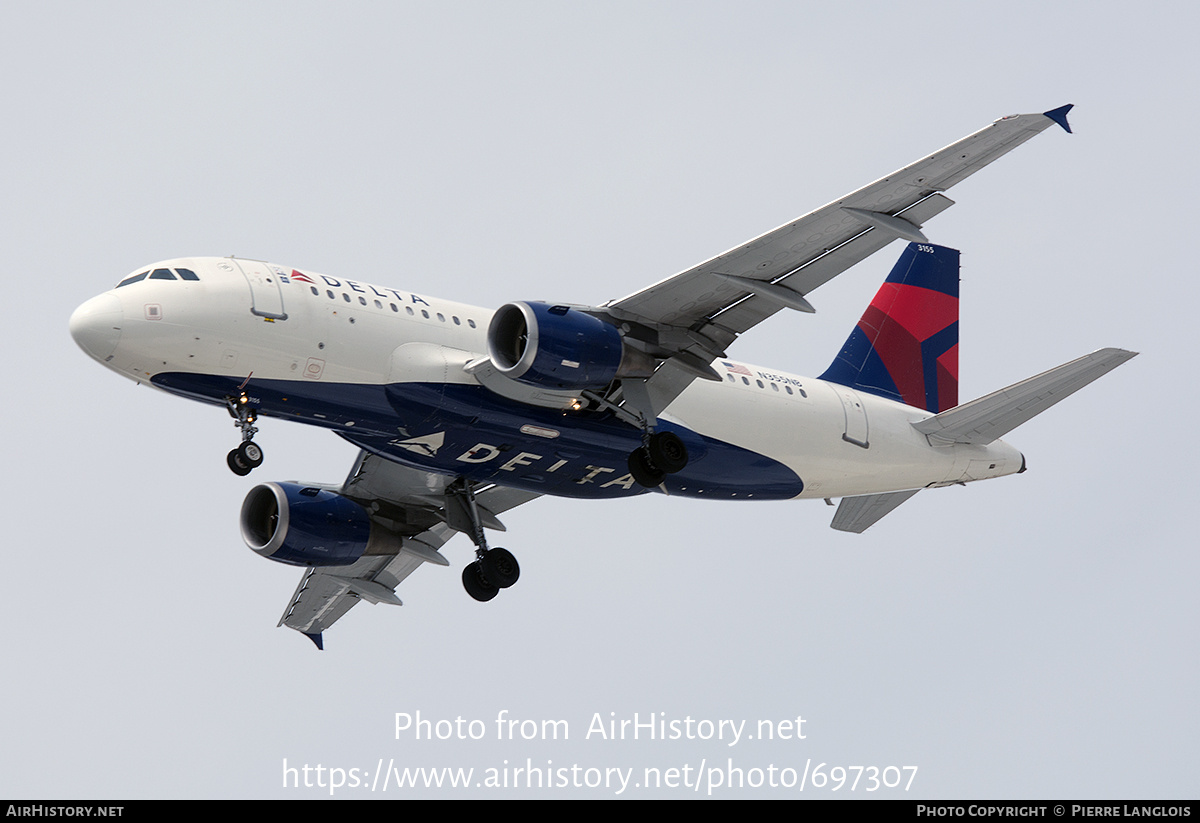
69,105,1136,648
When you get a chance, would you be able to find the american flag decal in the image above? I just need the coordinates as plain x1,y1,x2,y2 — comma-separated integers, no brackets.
722,361,752,376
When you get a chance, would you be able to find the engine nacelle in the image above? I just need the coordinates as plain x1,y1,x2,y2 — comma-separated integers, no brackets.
240,482,372,567
487,301,628,390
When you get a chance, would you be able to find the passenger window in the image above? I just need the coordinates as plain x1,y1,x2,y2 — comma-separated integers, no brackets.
117,271,149,288
453,316,461,325
343,294,351,302
390,303,398,312
785,386,793,395
437,312,445,322
421,310,429,319
149,268,176,280
326,290,335,299
741,377,749,385
406,306,414,315
770,383,779,391
175,268,199,281
374,299,382,309
310,287,319,296
468,319,476,329
358,296,367,306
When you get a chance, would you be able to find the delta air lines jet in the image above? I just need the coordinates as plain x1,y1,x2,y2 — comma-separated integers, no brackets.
70,105,1135,648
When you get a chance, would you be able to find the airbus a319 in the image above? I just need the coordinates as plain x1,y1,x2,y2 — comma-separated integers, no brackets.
70,104,1134,648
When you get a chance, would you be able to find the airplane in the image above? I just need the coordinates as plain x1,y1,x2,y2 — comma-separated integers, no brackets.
69,104,1136,649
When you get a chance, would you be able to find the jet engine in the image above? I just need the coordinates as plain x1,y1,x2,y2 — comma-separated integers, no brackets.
487,301,650,390
240,482,372,567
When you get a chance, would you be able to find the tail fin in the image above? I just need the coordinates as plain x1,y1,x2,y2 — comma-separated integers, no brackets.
819,242,959,413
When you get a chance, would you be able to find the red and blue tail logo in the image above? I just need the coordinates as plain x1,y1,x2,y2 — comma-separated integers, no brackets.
819,243,959,413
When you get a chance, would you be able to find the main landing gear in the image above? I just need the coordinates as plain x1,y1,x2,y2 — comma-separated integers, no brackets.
576,387,690,489
225,392,264,476
461,548,519,602
447,479,520,602
627,430,688,488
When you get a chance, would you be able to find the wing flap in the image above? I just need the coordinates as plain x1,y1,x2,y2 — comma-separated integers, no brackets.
279,563,382,634
710,193,956,338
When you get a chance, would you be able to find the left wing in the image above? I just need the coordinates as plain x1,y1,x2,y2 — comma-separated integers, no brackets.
277,451,539,648
597,106,1074,418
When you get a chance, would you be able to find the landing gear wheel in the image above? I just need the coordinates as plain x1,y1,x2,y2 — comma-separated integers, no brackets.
224,392,262,476
480,548,520,589
227,449,252,476
462,563,499,602
628,447,665,488
237,441,264,468
647,431,688,474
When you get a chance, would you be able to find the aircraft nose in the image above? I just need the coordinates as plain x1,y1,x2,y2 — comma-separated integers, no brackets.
69,293,123,361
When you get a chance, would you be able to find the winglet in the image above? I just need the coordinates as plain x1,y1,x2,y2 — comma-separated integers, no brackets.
303,631,324,651
1043,104,1074,134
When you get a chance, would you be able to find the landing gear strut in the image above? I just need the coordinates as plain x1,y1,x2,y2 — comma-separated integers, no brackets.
578,386,690,489
225,391,264,476
446,479,520,602
628,430,688,488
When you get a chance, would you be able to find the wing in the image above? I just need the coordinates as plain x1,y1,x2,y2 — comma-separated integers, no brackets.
276,451,539,648
600,106,1074,417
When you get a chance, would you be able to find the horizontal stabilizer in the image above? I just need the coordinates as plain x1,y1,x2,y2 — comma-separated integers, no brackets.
912,348,1137,445
831,490,920,533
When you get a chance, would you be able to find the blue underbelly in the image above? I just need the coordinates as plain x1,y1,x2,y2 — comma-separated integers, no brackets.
151,373,804,500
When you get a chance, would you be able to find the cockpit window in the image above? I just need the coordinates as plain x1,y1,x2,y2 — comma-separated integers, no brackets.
116,271,149,288
176,268,199,281
149,268,177,280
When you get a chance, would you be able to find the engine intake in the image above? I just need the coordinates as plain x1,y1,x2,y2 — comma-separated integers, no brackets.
487,301,629,390
241,482,372,567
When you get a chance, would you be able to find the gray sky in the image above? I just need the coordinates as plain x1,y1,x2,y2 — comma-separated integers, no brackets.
3,1,1195,798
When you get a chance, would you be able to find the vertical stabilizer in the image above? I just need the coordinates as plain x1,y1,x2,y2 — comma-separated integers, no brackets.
820,243,959,413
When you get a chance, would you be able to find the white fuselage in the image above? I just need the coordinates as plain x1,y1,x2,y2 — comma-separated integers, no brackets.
70,257,1023,501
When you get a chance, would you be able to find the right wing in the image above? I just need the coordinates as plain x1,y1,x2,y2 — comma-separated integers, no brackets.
276,451,539,648
598,106,1074,418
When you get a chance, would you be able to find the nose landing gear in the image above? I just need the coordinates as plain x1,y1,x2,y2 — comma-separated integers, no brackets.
225,392,264,476
226,440,264,476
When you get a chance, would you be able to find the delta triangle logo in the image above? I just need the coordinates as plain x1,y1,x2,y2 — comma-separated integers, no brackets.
392,431,445,456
